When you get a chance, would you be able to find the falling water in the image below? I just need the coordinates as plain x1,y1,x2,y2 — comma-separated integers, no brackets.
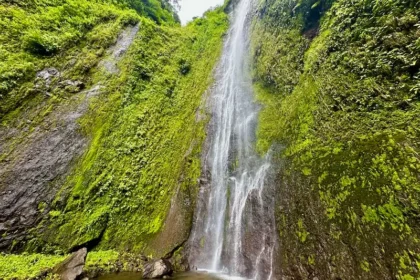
189,0,277,279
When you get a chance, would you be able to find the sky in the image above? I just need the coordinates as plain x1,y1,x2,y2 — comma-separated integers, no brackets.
178,0,225,25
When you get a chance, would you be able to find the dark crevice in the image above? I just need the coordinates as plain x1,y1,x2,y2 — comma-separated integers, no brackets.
69,226,107,253
163,239,187,259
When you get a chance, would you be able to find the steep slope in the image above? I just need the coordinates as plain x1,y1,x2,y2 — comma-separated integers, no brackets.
252,0,420,278
0,0,228,259
0,0,178,119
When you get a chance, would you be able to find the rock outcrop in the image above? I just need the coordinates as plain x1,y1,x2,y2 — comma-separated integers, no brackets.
0,24,138,252
53,248,87,280
142,259,173,279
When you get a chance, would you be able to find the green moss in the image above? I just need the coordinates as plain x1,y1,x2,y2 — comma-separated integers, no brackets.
85,250,120,272
0,0,178,119
0,253,66,279
36,8,228,254
253,0,420,278
0,251,126,280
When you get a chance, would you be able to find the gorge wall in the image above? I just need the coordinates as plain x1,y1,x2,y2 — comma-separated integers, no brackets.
0,0,228,258
1,0,420,279
252,0,420,279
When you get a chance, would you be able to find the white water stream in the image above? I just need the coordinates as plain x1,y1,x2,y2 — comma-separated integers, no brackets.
189,0,277,279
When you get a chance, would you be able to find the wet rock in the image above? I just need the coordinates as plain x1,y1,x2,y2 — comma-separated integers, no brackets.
100,24,139,74
83,267,104,279
142,259,173,279
0,21,139,254
36,68,60,90
37,68,60,82
53,248,87,280
0,93,89,250
34,67,61,97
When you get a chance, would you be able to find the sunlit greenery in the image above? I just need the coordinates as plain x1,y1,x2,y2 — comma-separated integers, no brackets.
22,7,228,255
0,253,66,279
0,0,178,118
0,250,123,279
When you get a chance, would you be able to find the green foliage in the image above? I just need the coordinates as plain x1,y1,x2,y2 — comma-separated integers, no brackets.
0,253,66,279
84,250,120,272
122,0,179,24
0,0,177,119
36,9,228,254
0,0,141,118
257,0,335,31
0,251,123,279
253,0,420,278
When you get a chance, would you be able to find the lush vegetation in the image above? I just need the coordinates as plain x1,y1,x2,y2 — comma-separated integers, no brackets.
0,253,66,279
0,250,123,279
0,0,228,277
18,7,228,255
252,0,420,278
3,0,419,278
0,0,178,119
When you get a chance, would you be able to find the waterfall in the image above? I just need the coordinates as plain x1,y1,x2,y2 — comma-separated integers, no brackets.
189,0,277,279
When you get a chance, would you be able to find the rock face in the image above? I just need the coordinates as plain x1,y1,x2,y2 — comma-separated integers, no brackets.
36,68,60,87
0,24,137,252
0,82,100,250
100,23,140,74
0,96,89,250
142,259,173,279
53,248,87,280
35,67,85,94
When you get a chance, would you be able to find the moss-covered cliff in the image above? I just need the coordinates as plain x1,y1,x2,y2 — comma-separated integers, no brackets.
2,0,420,278
252,0,420,278
34,10,229,255
0,0,228,267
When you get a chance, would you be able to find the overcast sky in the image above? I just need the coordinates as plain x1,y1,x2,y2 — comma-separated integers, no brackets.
178,0,225,25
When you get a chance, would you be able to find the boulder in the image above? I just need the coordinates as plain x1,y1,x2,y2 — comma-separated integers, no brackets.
53,248,87,280
142,259,173,279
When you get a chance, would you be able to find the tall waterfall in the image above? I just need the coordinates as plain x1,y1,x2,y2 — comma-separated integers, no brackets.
189,0,277,279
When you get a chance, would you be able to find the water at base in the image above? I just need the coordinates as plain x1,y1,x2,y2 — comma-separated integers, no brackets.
98,271,247,280
188,0,277,278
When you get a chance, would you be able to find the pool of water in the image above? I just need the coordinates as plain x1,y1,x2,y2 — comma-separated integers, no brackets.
97,271,248,280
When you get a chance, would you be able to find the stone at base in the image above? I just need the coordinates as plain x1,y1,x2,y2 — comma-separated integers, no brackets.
142,259,173,279
53,248,87,280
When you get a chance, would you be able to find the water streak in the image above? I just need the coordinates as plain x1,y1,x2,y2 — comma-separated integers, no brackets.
189,0,276,278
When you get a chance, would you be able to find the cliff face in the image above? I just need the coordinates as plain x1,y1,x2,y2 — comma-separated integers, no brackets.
2,0,420,279
0,0,228,257
252,0,420,278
